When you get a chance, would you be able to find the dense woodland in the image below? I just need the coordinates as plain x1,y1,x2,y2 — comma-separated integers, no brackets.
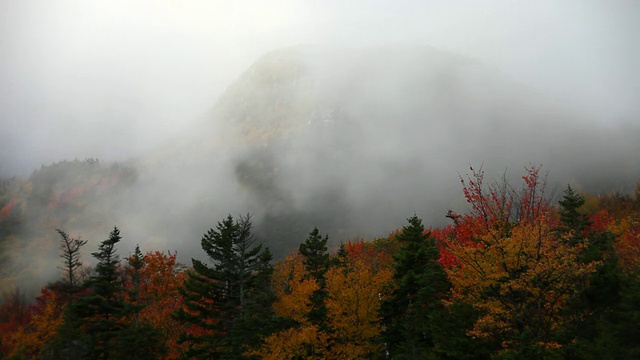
1,162,640,359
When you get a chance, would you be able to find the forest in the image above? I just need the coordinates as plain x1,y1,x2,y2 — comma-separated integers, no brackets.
1,164,639,359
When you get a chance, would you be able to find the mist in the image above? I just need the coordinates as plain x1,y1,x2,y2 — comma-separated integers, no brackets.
2,0,639,176
1,1,640,292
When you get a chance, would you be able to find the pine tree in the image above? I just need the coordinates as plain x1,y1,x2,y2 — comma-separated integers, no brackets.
175,214,275,359
71,226,129,360
555,186,624,358
381,215,451,359
557,185,590,237
61,227,146,360
298,227,330,327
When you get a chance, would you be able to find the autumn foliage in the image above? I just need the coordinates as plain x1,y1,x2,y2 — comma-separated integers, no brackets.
324,241,393,359
123,250,188,359
1,166,640,359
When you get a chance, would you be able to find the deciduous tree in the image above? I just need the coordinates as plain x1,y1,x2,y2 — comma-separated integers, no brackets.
325,240,393,359
445,167,598,357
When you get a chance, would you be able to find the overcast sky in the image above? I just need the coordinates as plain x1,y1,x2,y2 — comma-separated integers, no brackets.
1,0,639,177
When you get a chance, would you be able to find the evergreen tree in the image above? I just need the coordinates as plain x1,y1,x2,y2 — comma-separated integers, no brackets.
555,186,624,359
557,185,590,238
46,231,90,359
71,227,129,360
298,227,330,327
175,214,275,359
299,227,330,283
381,215,451,359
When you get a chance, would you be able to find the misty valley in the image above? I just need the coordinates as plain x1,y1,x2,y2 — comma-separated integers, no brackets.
2,46,640,359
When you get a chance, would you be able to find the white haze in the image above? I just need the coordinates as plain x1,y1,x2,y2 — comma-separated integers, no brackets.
1,1,640,292
1,0,639,177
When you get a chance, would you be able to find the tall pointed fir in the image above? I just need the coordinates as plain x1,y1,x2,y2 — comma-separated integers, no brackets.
175,214,275,359
70,226,128,360
298,227,331,327
381,215,451,359
555,186,628,358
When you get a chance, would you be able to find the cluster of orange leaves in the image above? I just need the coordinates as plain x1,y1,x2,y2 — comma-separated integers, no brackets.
123,251,189,359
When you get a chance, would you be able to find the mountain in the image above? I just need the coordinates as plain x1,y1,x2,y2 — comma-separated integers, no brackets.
1,45,639,296
137,45,639,253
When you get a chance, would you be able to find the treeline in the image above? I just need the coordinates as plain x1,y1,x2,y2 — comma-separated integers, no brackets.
0,159,135,294
1,165,640,359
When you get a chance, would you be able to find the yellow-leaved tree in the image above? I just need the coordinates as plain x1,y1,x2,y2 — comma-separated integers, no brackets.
250,253,328,359
324,240,393,359
444,166,599,356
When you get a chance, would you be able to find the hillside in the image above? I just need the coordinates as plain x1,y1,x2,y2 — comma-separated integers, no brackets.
137,45,640,253
1,45,639,296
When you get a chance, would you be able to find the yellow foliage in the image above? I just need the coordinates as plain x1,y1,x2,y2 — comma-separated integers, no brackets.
250,254,326,358
271,254,319,323
447,216,598,349
248,324,328,360
324,245,393,359
5,290,64,359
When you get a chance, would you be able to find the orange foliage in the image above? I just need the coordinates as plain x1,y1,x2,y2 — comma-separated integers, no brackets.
250,324,328,360
124,251,188,359
270,253,320,323
251,254,326,358
0,288,64,359
592,208,640,273
0,199,17,219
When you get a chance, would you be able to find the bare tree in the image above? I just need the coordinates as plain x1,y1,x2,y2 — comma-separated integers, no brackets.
56,229,88,291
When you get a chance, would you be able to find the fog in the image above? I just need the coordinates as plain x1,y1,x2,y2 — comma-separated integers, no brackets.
2,0,639,176
1,1,640,289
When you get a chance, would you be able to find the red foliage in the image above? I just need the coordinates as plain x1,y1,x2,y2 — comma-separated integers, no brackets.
0,289,32,356
430,225,458,268
439,165,554,268
588,209,615,233
0,199,17,219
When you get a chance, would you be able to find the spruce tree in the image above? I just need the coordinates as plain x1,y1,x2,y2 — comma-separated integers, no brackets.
557,185,590,238
175,214,275,359
70,227,130,360
381,215,451,359
298,227,330,327
555,186,624,358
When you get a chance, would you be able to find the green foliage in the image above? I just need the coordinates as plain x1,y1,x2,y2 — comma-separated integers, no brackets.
555,185,632,359
175,214,276,359
557,185,590,236
298,227,330,327
381,215,452,359
71,227,128,359
56,228,166,360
